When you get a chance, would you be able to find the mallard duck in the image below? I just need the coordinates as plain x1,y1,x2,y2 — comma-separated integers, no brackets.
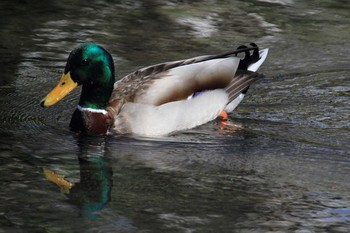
40,42,268,136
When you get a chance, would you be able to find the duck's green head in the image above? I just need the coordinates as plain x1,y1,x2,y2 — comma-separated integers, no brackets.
41,42,115,109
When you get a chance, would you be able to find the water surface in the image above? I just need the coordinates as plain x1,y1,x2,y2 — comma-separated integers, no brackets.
1,0,350,232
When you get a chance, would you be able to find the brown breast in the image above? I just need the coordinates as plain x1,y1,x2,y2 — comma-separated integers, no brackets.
69,108,111,135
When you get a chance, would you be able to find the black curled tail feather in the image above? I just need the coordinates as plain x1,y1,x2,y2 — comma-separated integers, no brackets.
236,43,260,70
207,43,261,70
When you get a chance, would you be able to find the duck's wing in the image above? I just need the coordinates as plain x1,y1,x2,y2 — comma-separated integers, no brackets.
108,44,266,111
134,56,242,105
109,55,237,107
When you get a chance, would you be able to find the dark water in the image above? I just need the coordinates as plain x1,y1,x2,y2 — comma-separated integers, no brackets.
1,0,350,232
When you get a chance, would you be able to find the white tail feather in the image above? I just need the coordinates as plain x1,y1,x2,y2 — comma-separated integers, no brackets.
248,48,269,72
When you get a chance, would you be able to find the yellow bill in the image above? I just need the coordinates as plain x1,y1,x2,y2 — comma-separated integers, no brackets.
41,72,78,107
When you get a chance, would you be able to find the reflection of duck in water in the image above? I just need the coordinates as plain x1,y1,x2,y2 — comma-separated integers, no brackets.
41,43,268,136
44,138,113,218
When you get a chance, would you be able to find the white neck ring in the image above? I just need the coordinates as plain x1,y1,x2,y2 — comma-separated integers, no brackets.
77,105,108,115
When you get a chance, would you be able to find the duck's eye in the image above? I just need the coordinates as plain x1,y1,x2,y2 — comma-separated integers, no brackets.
81,59,89,66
